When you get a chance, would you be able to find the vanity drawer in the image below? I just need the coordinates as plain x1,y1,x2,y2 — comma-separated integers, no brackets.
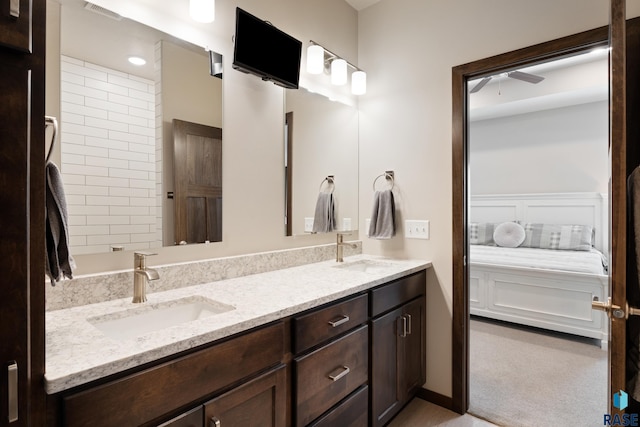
308,385,368,427
294,325,368,427
63,322,285,427
370,270,426,317
293,293,368,353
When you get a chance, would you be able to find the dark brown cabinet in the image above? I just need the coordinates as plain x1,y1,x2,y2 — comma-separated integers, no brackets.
61,322,285,427
204,364,287,427
294,325,368,426
0,0,46,425
0,0,32,52
292,294,370,427
370,273,426,427
158,407,204,427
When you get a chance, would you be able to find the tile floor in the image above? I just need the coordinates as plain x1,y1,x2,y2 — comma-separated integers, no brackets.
389,398,499,427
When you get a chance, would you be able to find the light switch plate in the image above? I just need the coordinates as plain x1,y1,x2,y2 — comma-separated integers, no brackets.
304,217,314,232
342,218,352,231
405,220,430,239
365,218,371,236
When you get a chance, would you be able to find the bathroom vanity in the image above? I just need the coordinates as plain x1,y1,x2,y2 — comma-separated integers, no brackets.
44,256,429,426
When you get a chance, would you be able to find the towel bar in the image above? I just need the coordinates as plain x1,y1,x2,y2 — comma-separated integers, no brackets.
45,116,58,163
373,171,394,191
319,175,335,193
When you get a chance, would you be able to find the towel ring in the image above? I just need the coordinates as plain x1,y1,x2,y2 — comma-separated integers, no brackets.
45,116,58,163
373,171,394,191
319,175,335,193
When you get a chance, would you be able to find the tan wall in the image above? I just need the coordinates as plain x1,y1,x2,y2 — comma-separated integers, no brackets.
357,0,640,398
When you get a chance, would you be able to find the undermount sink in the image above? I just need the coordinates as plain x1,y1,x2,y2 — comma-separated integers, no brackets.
88,296,235,341
333,259,393,273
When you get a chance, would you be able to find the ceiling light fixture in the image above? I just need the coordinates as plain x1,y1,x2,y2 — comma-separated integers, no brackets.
190,0,215,23
306,40,367,95
128,56,146,66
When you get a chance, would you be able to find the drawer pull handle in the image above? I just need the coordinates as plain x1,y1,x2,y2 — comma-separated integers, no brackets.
8,361,18,422
406,313,412,335
328,365,350,381
209,416,221,427
328,315,350,327
10,0,19,18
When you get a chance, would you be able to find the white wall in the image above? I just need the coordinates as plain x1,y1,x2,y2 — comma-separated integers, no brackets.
357,0,640,398
470,101,609,195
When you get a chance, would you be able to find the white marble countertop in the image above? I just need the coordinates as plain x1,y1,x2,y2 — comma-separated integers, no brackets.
45,254,431,394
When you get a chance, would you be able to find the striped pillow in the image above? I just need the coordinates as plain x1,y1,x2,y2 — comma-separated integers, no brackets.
520,223,594,251
469,222,497,245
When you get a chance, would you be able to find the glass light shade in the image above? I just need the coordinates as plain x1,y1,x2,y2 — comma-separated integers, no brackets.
351,70,367,95
306,45,324,74
331,59,347,85
190,0,215,23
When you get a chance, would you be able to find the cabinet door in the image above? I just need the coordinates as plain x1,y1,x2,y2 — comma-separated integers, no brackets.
0,0,31,52
400,297,426,401
370,306,403,427
204,364,287,427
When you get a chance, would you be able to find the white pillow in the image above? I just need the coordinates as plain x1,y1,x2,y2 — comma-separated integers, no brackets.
493,222,525,248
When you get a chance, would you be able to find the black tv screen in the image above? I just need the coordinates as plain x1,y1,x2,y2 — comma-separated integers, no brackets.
232,8,302,89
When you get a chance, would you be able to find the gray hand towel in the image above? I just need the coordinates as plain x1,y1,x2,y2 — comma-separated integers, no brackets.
368,189,396,239
312,192,336,233
45,162,75,285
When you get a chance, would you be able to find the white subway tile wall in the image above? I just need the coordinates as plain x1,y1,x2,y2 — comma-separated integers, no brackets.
60,55,161,254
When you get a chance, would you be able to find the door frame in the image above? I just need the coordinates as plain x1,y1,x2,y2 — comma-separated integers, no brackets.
451,27,610,414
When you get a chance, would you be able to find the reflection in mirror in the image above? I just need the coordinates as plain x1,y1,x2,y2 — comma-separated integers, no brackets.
284,89,358,236
57,0,223,254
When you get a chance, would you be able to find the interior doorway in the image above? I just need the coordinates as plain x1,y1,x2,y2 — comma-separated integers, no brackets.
464,50,610,425
450,26,611,415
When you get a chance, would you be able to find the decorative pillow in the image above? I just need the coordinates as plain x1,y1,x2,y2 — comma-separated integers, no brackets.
469,222,496,245
520,223,594,251
493,222,526,248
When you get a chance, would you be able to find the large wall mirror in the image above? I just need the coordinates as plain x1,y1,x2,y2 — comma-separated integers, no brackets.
52,0,223,255
284,88,359,236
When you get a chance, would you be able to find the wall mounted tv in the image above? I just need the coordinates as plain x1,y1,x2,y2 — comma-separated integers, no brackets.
232,7,302,89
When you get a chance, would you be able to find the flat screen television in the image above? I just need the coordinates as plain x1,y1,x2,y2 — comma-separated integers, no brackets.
232,7,302,89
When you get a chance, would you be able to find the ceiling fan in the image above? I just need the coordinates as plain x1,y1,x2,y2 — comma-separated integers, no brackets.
470,70,545,93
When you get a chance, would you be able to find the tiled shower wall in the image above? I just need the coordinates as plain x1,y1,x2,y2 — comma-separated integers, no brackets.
60,55,161,254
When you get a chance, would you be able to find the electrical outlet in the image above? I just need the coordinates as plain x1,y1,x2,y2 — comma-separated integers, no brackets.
304,217,314,232
365,219,371,236
342,218,352,231
405,220,430,239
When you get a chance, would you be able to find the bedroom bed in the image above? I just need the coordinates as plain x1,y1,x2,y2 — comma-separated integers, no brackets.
469,192,609,348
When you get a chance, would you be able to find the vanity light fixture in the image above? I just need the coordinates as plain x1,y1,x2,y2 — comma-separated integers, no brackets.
351,70,367,95
306,44,325,74
307,40,367,95
331,58,347,86
190,0,215,23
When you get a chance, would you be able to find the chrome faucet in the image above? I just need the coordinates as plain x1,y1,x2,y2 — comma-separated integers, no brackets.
336,233,358,262
133,251,159,303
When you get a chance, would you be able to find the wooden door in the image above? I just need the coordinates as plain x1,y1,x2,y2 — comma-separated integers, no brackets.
173,119,222,245
0,0,46,425
203,365,287,427
606,0,628,418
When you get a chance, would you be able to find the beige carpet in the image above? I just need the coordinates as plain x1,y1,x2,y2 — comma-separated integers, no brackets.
469,317,607,427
